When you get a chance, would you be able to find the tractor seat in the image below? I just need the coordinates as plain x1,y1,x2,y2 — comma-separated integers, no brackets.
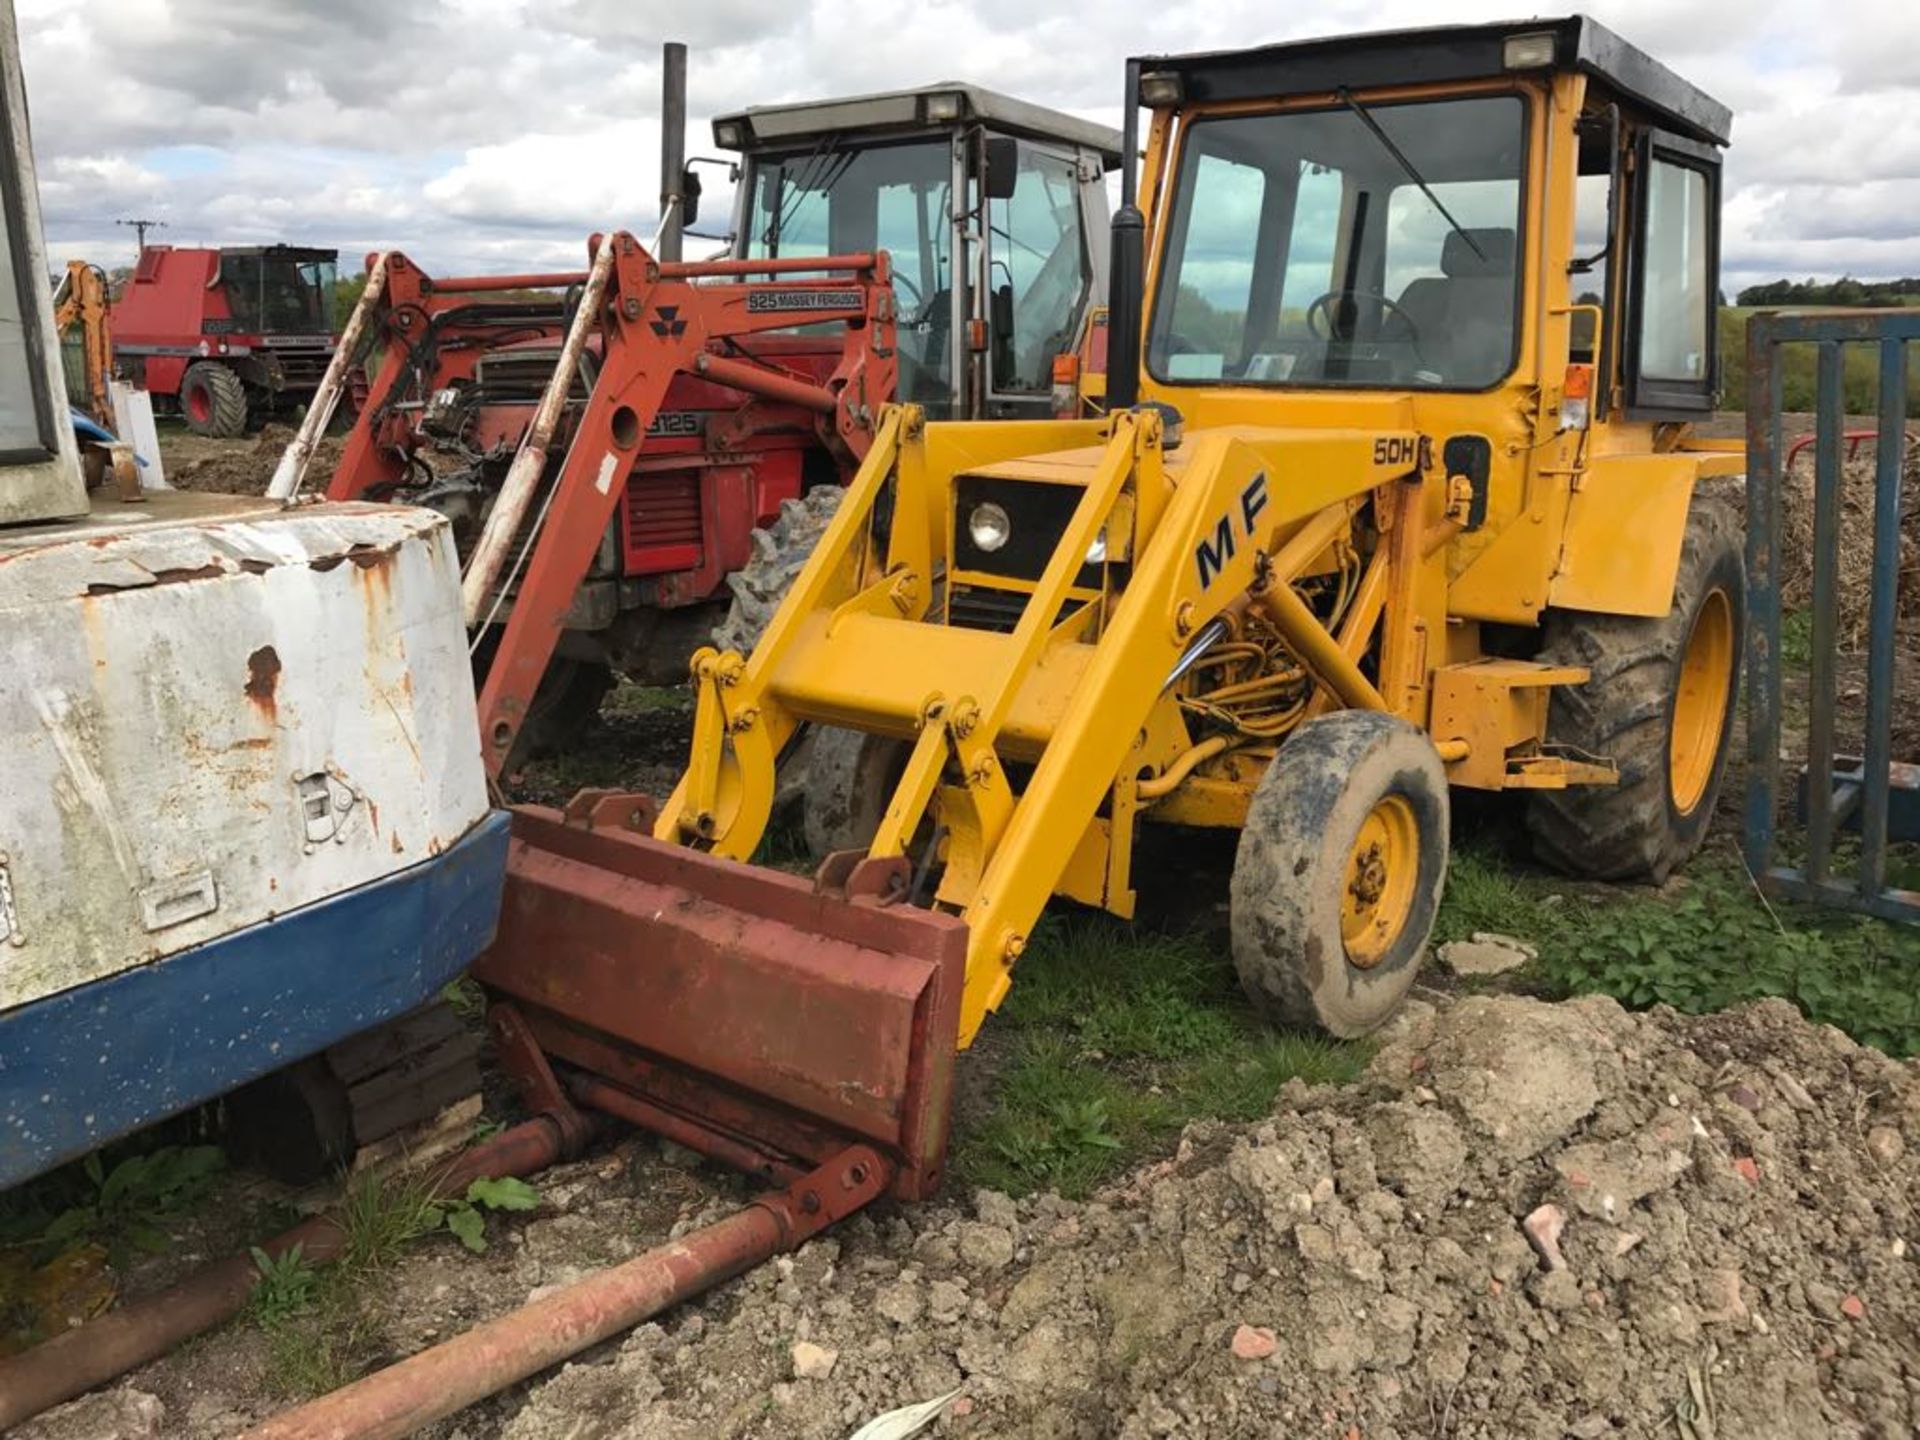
1393,227,1517,386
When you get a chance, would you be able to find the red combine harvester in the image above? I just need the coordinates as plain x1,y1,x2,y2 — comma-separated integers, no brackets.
111,243,339,437
309,78,1119,765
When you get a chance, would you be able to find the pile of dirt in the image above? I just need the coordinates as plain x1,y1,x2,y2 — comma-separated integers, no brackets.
1775,441,1920,649
164,425,344,495
499,993,1918,1440
22,994,1916,1439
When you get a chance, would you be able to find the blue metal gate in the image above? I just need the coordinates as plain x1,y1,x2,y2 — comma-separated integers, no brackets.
1744,309,1919,922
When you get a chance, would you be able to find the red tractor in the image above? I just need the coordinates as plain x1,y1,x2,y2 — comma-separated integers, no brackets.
112,244,340,437
319,82,1120,765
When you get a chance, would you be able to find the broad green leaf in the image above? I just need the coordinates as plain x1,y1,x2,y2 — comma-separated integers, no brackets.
446,1204,487,1253
466,1176,540,1212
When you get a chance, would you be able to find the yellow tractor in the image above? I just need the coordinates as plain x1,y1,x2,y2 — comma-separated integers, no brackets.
477,15,1745,1204
649,15,1743,1041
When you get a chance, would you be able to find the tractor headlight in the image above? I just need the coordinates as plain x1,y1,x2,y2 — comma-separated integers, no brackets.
968,502,1012,553
1085,527,1108,566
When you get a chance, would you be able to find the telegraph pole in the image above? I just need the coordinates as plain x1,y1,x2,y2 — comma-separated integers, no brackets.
117,217,167,253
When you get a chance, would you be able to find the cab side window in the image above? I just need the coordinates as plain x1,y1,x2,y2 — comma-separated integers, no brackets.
1626,130,1719,415
1639,160,1710,382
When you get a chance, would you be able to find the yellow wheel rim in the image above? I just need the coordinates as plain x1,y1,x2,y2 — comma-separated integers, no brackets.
1669,587,1735,815
1341,794,1420,969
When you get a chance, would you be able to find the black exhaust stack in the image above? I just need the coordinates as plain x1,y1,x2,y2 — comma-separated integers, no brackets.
1104,58,1145,413
659,41,688,263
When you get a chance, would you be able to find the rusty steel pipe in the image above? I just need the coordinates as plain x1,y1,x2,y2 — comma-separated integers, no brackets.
268,252,390,501
240,1145,891,1440
0,1115,583,1433
460,231,619,627
692,350,838,414
568,1074,804,1186
429,271,590,293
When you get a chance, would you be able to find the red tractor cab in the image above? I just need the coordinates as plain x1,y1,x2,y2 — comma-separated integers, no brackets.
327,83,1122,753
112,244,340,437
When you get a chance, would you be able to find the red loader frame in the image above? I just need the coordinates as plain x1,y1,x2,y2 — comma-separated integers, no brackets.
326,232,898,778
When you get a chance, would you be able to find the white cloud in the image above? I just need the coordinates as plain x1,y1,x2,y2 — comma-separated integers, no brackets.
15,0,1916,293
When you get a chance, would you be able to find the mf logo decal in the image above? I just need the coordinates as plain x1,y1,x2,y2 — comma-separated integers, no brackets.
649,305,688,339
1194,471,1270,590
745,289,864,314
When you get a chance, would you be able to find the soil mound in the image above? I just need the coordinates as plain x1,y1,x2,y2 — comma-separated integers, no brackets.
505,993,1918,1439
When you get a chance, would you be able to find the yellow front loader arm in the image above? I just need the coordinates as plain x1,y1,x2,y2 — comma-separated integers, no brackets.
660,403,1427,1045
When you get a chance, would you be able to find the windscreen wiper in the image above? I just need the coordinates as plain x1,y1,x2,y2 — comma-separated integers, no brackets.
1336,87,1485,265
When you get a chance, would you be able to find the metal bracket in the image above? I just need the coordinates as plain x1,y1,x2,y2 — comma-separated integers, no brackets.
487,1002,596,1154
560,789,658,835
812,850,911,906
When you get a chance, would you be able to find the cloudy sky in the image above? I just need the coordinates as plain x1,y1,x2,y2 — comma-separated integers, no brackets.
16,0,1918,295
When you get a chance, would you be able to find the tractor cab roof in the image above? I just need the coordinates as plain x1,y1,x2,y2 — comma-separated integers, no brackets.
714,84,1123,167
1134,15,1731,147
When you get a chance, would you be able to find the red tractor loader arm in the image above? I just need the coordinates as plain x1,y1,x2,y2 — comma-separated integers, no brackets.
320,233,898,778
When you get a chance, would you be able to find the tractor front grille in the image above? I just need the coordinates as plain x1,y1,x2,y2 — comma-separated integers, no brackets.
272,350,333,386
473,350,589,405
623,470,703,572
947,585,1031,633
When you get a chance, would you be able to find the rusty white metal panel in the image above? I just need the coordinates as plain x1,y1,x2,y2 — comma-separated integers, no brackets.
0,493,492,1012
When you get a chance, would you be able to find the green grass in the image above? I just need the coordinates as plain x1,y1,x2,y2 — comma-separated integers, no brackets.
249,1168,542,1397
1434,837,1920,1057
952,918,1369,1199
334,1166,448,1274
0,1142,225,1269
601,681,693,719
1780,607,1816,668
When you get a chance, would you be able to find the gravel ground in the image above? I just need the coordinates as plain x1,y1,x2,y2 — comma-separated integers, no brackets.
28,990,1916,1439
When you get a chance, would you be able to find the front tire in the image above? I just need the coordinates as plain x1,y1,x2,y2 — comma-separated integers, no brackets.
802,726,912,861
1231,710,1449,1037
1526,500,1744,882
180,361,249,438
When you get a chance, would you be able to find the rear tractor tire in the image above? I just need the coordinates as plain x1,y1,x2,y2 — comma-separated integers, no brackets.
179,361,250,439
712,486,845,657
514,656,615,759
1526,500,1744,882
1231,710,1450,1037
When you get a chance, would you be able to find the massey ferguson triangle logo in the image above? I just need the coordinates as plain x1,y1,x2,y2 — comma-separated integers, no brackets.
649,305,688,338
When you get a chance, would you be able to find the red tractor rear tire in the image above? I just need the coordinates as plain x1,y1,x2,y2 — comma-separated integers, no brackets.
180,361,250,439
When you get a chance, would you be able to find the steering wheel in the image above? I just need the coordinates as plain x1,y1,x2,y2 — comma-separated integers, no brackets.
889,271,927,324
1305,289,1421,350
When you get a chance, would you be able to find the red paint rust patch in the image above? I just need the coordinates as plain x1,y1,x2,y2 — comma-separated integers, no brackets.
245,645,282,715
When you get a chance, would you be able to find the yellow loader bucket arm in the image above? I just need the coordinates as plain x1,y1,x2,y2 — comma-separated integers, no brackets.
659,403,1428,1045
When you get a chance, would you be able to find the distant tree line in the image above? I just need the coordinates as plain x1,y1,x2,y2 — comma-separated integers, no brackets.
1737,277,1920,308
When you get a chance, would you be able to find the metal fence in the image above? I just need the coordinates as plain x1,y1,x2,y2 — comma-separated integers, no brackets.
1743,309,1920,923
